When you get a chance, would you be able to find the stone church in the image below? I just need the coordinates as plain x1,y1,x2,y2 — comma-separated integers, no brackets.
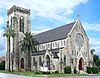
6,5,93,73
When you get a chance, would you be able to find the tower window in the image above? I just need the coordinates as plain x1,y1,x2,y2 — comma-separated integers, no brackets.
20,16,24,33
11,16,12,27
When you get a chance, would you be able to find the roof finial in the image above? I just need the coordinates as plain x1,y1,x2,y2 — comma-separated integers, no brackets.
77,13,80,20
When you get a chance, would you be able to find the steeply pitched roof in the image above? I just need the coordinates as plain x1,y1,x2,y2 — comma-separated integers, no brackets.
33,22,75,44
32,48,62,56
32,50,45,56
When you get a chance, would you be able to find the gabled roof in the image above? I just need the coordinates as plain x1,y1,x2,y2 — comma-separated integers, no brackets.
33,22,75,44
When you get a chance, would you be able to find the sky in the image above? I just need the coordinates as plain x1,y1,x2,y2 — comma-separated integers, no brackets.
0,0,100,56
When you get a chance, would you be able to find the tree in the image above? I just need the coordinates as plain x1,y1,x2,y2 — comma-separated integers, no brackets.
90,49,100,67
20,32,38,71
3,24,16,72
91,49,95,54
93,55,99,63
93,54,100,67
0,61,5,70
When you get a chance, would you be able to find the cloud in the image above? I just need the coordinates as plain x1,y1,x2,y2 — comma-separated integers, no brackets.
83,22,100,32
88,37,100,56
31,25,52,34
0,29,6,56
89,38,100,45
91,46,100,56
0,16,3,25
0,0,88,20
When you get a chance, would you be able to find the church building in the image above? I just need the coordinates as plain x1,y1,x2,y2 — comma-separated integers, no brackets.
6,5,93,73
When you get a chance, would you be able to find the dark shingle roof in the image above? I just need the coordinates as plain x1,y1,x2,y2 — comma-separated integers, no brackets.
32,48,61,56
33,22,75,44
32,50,45,56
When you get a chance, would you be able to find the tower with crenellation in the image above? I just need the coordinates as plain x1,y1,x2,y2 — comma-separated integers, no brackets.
6,5,30,71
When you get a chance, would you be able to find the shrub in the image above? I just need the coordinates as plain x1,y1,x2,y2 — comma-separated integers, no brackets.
64,66,71,74
74,68,77,74
54,70,59,74
34,71,42,74
98,66,100,72
0,61,5,70
91,67,99,74
86,67,92,74
42,71,51,74
86,66,99,74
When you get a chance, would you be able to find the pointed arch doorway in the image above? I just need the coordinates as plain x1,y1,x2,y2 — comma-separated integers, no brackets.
46,55,50,70
21,58,24,69
78,58,84,70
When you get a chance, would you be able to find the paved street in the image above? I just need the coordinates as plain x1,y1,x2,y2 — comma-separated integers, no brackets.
0,73,44,78
0,73,100,78
48,76,100,78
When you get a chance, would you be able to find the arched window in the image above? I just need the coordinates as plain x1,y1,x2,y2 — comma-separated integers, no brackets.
20,16,24,33
64,40,66,46
12,17,16,29
64,55,66,66
61,41,63,46
33,57,35,66
53,43,54,47
11,16,12,27
46,55,50,70
39,56,42,66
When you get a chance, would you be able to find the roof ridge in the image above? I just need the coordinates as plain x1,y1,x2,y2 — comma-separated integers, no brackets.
33,21,75,36
33,21,75,44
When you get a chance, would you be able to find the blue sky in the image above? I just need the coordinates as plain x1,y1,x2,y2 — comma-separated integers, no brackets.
0,0,100,56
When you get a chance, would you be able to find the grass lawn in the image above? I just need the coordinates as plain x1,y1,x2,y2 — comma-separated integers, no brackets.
96,72,100,76
0,70,46,77
0,70,34,76
0,70,100,77
48,73,89,77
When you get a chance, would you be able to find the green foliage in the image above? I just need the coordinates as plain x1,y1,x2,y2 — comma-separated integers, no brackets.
98,66,100,72
86,67,92,74
20,32,38,53
74,68,77,74
20,32,39,71
0,61,5,70
95,60,100,67
91,67,99,74
3,26,16,38
64,66,71,74
42,71,51,74
34,71,42,74
93,54,100,67
3,25,16,72
86,66,99,74
54,70,59,74
34,70,51,74
91,49,95,54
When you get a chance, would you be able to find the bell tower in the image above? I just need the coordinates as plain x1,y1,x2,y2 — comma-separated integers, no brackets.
7,5,30,33
6,5,30,71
